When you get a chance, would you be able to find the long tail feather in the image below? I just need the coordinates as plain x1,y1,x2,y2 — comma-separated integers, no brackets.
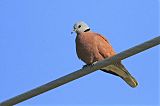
100,63,138,88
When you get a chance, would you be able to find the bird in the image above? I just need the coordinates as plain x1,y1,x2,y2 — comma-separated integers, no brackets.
72,21,138,88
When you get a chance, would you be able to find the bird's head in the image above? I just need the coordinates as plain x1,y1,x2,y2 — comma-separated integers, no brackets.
71,21,90,34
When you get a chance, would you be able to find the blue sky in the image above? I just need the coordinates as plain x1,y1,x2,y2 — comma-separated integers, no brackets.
0,0,159,106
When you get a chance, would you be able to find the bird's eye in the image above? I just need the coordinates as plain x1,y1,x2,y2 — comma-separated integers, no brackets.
78,25,81,28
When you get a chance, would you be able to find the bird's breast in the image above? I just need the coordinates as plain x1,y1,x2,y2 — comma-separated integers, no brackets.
75,34,97,64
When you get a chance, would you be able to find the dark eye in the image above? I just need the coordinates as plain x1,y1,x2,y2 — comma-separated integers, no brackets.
78,25,81,28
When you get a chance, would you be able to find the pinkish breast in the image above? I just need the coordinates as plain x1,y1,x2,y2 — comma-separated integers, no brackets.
75,32,101,64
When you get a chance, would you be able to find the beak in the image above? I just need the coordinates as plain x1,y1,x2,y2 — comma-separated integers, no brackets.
71,31,74,34
71,29,75,34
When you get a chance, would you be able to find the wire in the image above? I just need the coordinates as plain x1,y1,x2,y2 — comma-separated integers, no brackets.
0,36,160,106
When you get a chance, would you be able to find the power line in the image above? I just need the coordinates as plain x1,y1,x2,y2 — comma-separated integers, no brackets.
0,36,160,106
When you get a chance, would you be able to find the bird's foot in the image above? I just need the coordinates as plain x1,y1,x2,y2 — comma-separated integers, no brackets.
92,61,98,65
82,61,98,69
82,64,90,68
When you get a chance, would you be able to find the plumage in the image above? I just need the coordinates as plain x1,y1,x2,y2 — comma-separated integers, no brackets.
73,21,138,88
76,32,115,64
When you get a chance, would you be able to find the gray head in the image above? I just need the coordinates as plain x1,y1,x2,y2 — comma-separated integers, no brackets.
72,21,91,34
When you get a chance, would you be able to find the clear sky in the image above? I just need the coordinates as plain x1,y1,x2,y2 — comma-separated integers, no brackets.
0,0,159,106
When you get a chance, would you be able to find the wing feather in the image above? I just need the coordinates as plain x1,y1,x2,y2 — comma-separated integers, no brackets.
95,34,116,58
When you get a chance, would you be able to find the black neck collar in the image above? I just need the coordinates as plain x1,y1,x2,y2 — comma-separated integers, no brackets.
84,28,90,32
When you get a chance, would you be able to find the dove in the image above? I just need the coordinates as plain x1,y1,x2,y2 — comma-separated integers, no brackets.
72,21,138,88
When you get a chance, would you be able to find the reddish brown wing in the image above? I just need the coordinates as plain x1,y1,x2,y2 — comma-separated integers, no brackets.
95,33,116,58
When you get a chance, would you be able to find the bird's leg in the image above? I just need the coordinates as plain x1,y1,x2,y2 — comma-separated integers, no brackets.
82,61,98,69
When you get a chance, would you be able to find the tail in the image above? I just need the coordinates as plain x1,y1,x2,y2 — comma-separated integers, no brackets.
101,63,138,88
121,74,138,88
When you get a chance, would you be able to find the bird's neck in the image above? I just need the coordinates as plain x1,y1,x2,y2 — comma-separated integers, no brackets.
84,28,91,32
